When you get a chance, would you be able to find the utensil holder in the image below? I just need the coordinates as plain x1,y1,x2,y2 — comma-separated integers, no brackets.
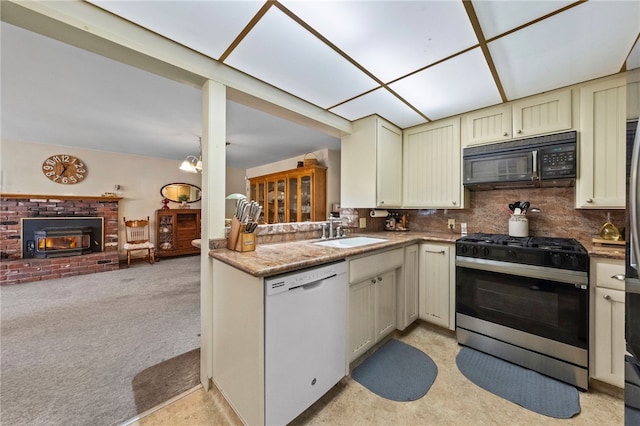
508,214,529,237
227,217,256,252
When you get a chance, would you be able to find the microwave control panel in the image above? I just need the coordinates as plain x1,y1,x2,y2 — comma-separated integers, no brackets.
539,144,576,178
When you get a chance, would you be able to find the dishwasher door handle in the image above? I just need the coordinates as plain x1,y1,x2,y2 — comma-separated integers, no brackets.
290,274,337,291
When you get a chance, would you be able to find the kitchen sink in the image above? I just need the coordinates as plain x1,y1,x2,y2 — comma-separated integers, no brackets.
313,236,387,248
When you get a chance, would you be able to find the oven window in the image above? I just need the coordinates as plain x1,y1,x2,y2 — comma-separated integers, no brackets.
457,267,587,349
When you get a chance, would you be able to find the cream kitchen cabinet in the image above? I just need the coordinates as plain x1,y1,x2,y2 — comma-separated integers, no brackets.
341,115,402,208
463,89,572,147
348,247,403,363
403,117,466,209
576,76,626,208
419,242,455,330
397,244,419,330
591,257,625,388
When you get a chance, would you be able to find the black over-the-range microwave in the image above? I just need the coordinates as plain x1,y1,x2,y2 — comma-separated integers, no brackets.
462,131,577,190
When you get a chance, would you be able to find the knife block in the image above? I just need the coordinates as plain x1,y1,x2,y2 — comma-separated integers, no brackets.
227,217,256,252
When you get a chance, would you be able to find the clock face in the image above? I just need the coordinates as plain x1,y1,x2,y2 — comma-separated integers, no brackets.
42,154,87,184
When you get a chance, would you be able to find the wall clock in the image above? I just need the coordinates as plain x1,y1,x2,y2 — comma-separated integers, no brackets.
42,154,87,184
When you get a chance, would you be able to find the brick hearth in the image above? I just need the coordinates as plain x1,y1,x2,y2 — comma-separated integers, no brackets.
0,194,121,285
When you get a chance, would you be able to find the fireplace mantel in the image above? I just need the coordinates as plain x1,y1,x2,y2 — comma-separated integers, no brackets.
0,193,123,202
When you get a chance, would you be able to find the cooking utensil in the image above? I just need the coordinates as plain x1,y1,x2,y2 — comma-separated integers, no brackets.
520,201,530,214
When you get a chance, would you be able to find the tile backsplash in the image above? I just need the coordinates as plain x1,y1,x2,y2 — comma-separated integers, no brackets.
357,187,625,243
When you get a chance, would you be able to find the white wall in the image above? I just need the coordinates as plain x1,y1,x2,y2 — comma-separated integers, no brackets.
245,148,340,215
1,139,202,258
225,167,247,218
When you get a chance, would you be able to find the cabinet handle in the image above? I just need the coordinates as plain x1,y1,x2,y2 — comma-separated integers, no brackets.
603,294,612,301
503,132,508,137
517,129,522,134
371,279,377,284
377,276,382,282
452,201,457,205
380,201,385,204
611,274,626,281
426,250,446,254
586,198,593,203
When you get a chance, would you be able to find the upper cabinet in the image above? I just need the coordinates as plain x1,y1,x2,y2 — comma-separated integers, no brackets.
576,75,626,208
463,89,572,147
249,165,327,223
341,115,402,208
403,117,466,209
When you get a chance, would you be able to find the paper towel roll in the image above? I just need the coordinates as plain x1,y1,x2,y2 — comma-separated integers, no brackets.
369,209,389,218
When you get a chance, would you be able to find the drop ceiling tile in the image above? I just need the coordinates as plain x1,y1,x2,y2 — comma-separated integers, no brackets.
330,88,426,129
224,7,379,109
490,1,640,100
472,0,574,40
88,0,264,59
281,0,477,83
389,48,501,121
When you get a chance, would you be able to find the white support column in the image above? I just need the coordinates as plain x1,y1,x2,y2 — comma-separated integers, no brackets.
200,79,226,389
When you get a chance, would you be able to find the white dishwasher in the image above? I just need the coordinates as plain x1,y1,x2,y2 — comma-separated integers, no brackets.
264,260,347,426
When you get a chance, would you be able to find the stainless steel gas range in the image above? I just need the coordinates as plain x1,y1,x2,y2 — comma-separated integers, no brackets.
455,233,589,390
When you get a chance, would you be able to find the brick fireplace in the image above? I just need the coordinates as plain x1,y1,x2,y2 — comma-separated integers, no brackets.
0,194,121,285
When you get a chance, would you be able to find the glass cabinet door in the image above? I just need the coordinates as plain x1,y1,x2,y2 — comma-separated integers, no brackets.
276,178,286,223
267,181,275,224
257,182,265,222
288,177,298,222
301,174,312,222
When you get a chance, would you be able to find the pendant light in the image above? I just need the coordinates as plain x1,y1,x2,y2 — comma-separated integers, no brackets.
180,138,203,173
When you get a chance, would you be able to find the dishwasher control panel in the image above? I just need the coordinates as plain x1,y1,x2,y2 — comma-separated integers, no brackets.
265,261,346,296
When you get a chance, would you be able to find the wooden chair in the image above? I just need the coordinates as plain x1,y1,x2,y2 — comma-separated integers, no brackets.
123,216,155,267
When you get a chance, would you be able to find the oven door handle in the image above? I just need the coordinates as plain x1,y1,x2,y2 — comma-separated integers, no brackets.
456,256,588,286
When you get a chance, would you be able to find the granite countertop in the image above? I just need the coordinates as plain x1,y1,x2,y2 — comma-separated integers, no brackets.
209,231,458,277
208,231,626,277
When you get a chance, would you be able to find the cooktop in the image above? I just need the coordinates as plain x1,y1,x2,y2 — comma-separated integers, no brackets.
456,233,588,270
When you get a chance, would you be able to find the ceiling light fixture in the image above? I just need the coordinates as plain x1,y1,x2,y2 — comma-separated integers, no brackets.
180,138,203,173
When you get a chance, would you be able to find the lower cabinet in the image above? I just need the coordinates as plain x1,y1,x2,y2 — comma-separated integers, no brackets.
419,243,455,330
347,248,404,363
591,257,625,388
348,271,396,363
397,244,419,330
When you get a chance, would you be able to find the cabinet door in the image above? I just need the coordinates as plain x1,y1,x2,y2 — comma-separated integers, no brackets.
348,279,376,362
511,89,572,138
288,176,299,222
419,243,451,329
300,173,312,222
376,121,403,207
156,211,175,251
397,244,419,330
594,287,625,387
463,104,512,146
576,77,626,208
341,115,401,208
374,271,396,340
403,117,463,208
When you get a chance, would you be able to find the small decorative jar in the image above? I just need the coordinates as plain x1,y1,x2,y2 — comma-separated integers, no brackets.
508,214,529,237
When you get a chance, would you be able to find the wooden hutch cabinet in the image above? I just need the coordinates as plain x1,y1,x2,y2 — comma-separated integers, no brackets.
156,209,201,258
248,165,327,224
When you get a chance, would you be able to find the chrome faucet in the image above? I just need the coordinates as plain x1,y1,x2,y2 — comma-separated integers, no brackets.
328,216,343,239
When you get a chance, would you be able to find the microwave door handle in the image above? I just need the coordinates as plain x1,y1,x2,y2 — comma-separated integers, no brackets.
631,126,640,270
532,150,538,180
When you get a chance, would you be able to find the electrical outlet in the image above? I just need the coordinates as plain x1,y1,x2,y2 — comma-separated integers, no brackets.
359,218,367,228
448,219,456,229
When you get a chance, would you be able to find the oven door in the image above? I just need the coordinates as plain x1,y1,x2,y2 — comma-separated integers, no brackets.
456,258,588,350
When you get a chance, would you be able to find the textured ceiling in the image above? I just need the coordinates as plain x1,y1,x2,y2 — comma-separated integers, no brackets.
2,1,639,169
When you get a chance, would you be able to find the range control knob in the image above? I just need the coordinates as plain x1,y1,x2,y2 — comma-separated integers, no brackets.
482,247,490,256
507,249,517,260
568,255,580,269
472,246,479,255
460,245,468,254
551,253,563,267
